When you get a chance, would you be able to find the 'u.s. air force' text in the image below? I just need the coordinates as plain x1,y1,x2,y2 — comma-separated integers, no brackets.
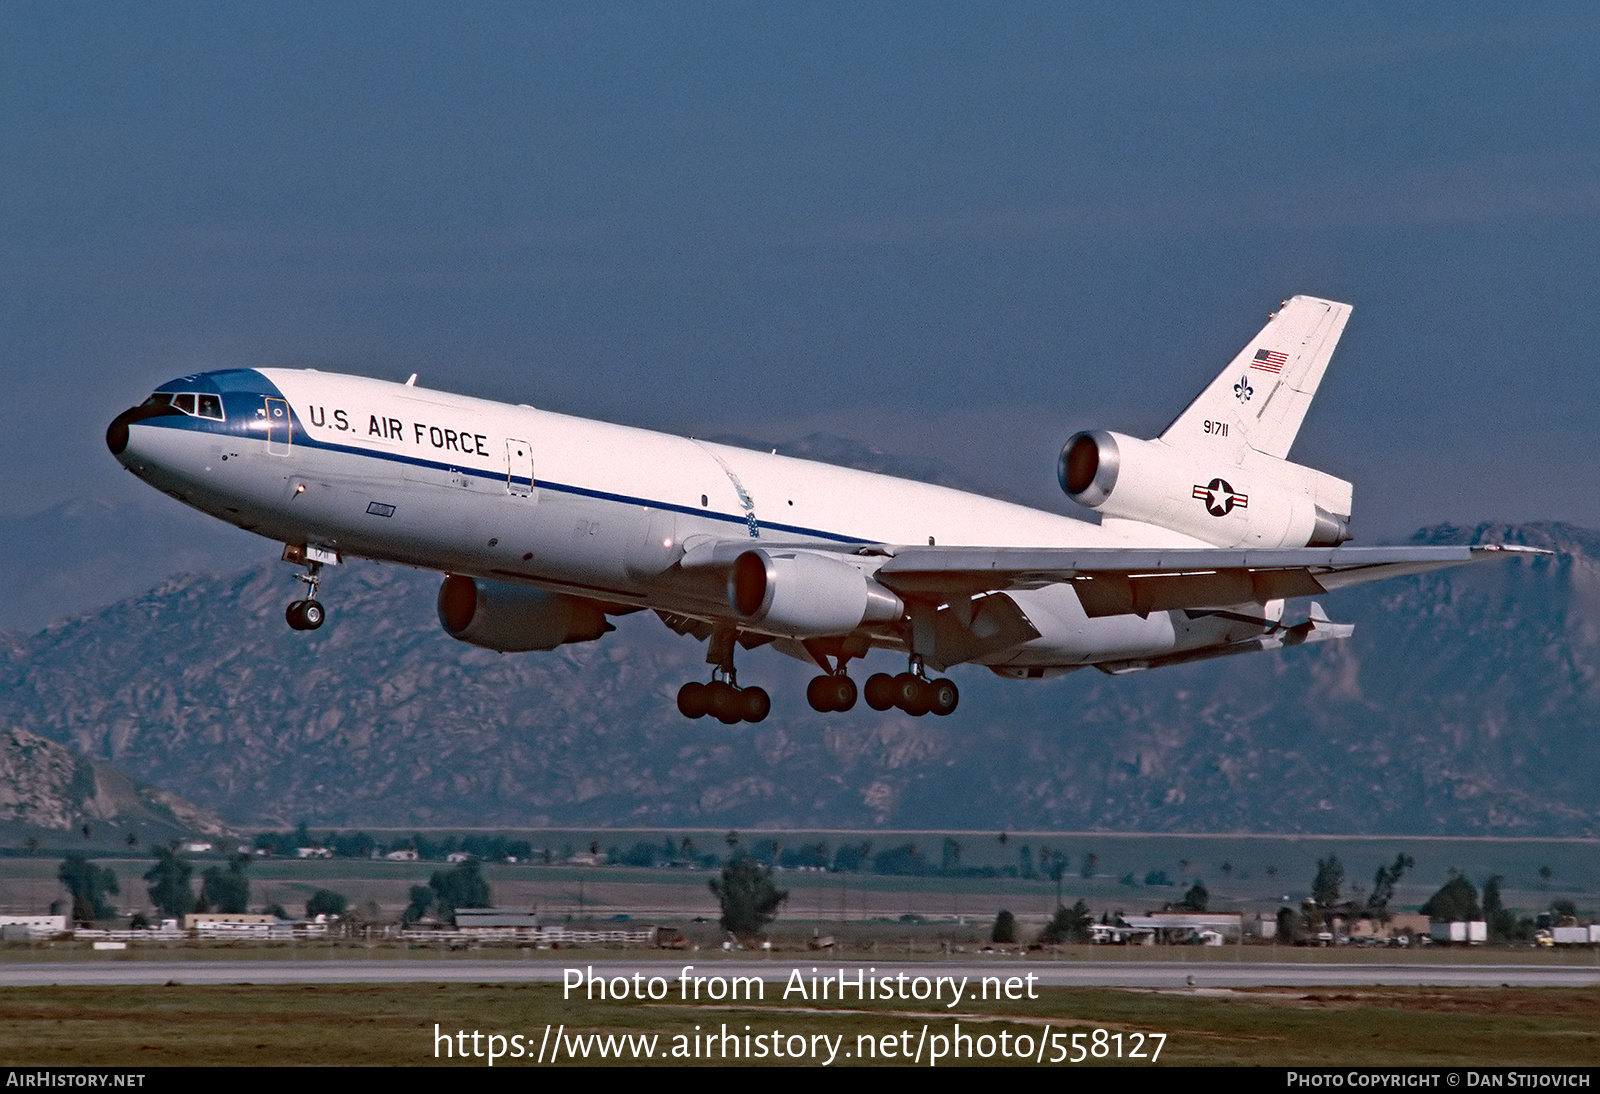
306,405,491,457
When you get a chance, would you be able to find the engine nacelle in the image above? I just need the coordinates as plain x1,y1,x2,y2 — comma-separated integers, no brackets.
1059,430,1351,548
437,575,612,652
728,549,904,638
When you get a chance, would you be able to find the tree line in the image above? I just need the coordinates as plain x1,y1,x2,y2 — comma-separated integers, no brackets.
55,848,346,926
1277,854,1578,943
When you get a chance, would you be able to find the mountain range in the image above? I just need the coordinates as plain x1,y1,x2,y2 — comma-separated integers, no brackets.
1,501,1589,835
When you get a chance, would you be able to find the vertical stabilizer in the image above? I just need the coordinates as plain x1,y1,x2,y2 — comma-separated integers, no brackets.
1160,296,1351,460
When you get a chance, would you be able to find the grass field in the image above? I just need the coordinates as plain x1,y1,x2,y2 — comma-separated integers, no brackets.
1,980,1596,1067
4,828,1599,1069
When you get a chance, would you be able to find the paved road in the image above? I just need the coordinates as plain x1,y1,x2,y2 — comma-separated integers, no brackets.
4,957,1597,988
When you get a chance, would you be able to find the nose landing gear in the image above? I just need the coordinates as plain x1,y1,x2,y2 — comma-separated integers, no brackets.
286,598,325,631
281,546,334,632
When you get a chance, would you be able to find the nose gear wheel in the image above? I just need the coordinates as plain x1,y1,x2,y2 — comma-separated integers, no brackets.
284,556,327,632
286,599,325,631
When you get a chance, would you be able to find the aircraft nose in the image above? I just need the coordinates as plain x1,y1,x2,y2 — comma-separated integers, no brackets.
106,407,138,456
106,401,185,458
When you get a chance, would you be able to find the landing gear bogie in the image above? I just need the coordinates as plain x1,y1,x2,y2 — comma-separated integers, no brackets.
883,669,959,717
806,673,857,713
677,679,769,724
864,672,896,711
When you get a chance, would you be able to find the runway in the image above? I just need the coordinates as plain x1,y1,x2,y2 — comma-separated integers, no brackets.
3,956,1597,988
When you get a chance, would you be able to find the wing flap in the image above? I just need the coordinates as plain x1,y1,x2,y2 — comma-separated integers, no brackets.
875,544,1543,615
1070,566,1327,618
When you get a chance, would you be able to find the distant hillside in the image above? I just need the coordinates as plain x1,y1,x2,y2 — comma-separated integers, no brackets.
0,522,1588,835
0,726,229,847
0,495,266,634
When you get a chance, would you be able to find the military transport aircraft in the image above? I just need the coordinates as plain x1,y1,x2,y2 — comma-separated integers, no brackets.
105,296,1539,723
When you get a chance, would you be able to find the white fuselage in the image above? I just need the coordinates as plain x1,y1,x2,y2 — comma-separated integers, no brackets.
114,368,1260,672
110,297,1528,714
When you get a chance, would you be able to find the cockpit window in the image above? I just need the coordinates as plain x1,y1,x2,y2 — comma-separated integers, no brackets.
147,391,226,422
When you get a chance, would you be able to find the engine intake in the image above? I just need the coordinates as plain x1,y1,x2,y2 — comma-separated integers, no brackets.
1059,429,1121,507
729,549,903,638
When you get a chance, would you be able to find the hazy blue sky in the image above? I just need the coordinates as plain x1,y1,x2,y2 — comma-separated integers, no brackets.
5,2,1597,542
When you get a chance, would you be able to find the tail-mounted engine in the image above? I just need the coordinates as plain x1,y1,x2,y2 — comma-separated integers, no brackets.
1059,430,1351,548
437,575,613,652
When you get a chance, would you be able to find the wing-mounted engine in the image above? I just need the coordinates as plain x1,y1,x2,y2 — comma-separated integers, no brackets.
1058,430,1351,548
437,575,613,652
728,548,904,638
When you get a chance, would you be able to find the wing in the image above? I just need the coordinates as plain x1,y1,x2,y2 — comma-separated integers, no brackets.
679,536,1545,618
871,543,1546,617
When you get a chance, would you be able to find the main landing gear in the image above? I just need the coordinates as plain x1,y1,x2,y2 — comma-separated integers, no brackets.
804,645,959,718
672,629,959,721
863,661,960,717
678,626,769,723
677,672,771,725
806,672,857,712
285,557,326,632
805,668,958,716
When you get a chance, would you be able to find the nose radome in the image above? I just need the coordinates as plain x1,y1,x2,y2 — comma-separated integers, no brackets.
106,401,186,458
106,408,136,456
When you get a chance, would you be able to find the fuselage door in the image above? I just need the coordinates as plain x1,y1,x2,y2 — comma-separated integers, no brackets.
265,398,292,456
506,438,534,497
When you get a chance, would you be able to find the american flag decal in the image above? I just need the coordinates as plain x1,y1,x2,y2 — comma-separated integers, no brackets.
1250,348,1288,373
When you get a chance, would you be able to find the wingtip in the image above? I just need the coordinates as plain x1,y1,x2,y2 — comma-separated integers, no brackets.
1474,544,1554,556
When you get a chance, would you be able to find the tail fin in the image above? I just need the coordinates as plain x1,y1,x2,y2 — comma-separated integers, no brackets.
1160,296,1351,460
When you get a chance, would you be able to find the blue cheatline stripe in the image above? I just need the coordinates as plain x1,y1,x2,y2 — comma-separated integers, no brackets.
134,414,870,545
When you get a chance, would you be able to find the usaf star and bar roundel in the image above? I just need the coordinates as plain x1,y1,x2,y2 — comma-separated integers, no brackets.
1192,478,1248,517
